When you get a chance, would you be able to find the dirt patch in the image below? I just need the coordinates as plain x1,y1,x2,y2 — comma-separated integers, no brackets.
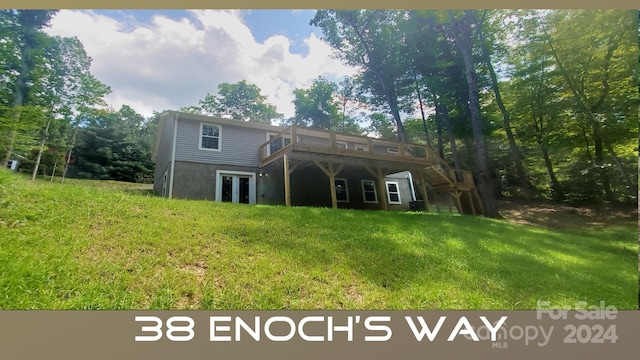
345,284,364,307
497,198,637,229
179,260,209,282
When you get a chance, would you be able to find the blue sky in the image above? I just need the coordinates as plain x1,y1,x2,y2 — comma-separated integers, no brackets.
46,10,356,120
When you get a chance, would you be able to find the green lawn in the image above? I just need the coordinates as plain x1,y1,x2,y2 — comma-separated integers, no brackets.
0,169,637,309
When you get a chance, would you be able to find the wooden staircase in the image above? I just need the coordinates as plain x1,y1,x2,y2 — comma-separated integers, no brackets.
421,162,484,216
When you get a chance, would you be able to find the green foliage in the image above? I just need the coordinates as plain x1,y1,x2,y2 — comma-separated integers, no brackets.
501,9,638,202
289,76,339,129
183,80,282,124
67,106,154,183
285,76,364,135
311,10,413,141
0,170,636,309
310,9,637,204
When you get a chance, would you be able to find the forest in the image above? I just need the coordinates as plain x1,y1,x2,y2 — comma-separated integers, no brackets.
1,10,637,218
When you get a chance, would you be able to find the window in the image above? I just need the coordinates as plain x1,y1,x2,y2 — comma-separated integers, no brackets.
387,147,399,154
361,180,378,203
354,144,368,151
385,181,402,204
336,141,348,149
335,178,349,202
200,123,221,151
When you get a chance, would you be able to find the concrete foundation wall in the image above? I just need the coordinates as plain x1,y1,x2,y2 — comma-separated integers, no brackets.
167,161,420,213
171,161,264,202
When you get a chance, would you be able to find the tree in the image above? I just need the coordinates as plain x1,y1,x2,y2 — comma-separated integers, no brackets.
447,10,500,217
402,10,471,169
540,10,638,201
311,10,412,141
68,106,154,183
183,80,282,124
474,10,531,198
1,10,58,167
30,36,110,181
289,77,339,129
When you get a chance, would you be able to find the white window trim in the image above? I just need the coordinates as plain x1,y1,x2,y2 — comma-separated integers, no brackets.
199,122,222,151
354,144,368,151
336,141,348,149
361,179,378,204
385,181,402,204
215,170,256,205
335,178,350,203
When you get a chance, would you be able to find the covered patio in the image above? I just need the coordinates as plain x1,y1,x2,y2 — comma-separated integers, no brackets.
258,126,483,215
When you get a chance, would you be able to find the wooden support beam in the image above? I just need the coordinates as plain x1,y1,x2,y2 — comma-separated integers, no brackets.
467,191,476,215
284,154,291,206
419,172,430,212
453,191,463,214
328,165,337,209
314,161,344,209
365,166,389,211
289,161,301,174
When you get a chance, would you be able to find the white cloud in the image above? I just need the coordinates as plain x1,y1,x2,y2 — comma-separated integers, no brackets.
46,10,359,120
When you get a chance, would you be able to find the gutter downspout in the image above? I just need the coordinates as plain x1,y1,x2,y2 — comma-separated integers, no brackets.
407,171,417,202
168,114,178,199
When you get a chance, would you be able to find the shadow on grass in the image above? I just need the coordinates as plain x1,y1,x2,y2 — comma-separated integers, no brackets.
211,206,637,309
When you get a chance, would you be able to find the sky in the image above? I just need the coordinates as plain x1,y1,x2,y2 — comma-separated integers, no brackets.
45,10,360,122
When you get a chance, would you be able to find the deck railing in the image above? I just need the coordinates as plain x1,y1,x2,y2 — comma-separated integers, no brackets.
259,126,475,187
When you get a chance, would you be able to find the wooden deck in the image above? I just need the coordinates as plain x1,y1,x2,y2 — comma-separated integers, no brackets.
258,126,484,215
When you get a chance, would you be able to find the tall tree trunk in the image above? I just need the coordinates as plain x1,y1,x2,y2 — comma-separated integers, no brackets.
414,76,431,147
434,103,445,160
374,74,406,142
539,143,560,199
478,29,531,198
593,121,614,201
450,10,500,218
544,22,620,201
440,103,461,171
579,126,594,163
30,117,50,181
345,12,408,142
50,160,57,181
61,126,78,183
605,142,637,195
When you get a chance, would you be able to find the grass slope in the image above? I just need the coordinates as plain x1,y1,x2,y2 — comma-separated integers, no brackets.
0,169,637,309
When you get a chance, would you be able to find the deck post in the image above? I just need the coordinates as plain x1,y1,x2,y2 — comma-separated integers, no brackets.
419,172,430,212
284,154,291,206
328,164,337,209
454,191,463,214
365,166,389,211
314,161,344,209
468,191,476,215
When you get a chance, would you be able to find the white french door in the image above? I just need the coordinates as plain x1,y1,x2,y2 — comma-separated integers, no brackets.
215,171,256,204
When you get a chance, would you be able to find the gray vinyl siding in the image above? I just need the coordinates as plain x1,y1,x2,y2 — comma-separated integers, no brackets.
297,134,329,147
153,114,176,195
175,118,270,167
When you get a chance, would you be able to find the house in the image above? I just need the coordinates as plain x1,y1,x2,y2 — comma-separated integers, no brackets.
152,111,483,215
